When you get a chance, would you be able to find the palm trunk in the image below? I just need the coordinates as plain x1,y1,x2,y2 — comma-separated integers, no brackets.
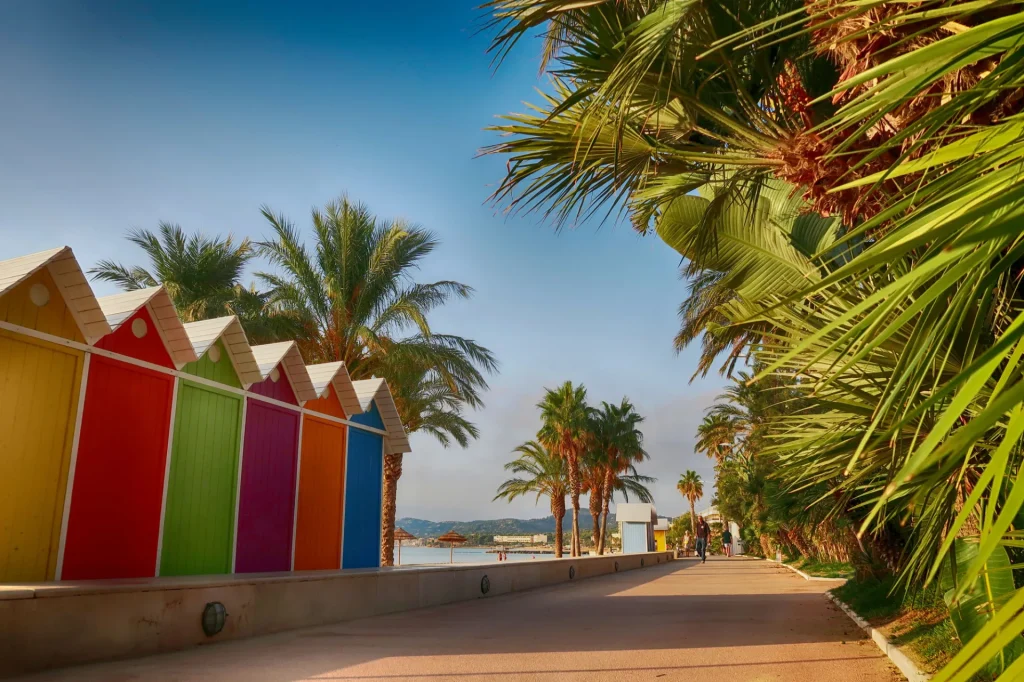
689,498,696,535
567,452,581,557
786,526,813,559
552,496,565,558
598,469,613,555
589,489,602,555
380,453,403,567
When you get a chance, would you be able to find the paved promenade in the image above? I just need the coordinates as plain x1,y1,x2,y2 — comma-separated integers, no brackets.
18,557,899,681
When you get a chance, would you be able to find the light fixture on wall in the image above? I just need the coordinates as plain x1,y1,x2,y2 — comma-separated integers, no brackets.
201,602,227,637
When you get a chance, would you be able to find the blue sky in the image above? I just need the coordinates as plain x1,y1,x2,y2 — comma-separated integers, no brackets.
0,1,726,520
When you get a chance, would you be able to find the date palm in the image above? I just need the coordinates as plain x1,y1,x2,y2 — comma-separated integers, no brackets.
695,414,738,463
495,440,568,558
590,399,647,554
90,223,294,342
677,471,703,537
258,195,497,567
537,381,592,557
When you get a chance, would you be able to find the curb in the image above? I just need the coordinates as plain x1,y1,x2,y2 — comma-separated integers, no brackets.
764,558,847,582
826,592,931,682
762,558,930,681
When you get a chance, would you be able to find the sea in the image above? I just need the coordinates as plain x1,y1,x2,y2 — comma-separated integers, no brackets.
396,546,554,566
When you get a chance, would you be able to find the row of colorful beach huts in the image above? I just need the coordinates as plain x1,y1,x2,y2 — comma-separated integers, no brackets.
0,246,411,583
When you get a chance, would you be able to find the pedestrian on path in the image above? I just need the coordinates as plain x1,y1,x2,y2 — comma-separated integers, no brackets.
722,526,732,558
695,516,710,563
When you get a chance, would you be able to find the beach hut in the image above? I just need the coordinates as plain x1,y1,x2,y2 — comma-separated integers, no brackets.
233,342,316,574
437,530,467,564
343,379,411,570
394,527,416,566
653,518,669,553
293,362,362,571
60,287,195,580
0,247,110,582
158,316,261,577
616,503,657,554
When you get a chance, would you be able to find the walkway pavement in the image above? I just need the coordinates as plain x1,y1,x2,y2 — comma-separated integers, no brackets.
18,557,901,681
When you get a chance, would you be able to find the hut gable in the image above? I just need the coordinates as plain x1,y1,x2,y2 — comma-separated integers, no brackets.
0,247,110,343
304,362,363,418
351,378,410,453
95,287,196,368
181,316,261,386
249,342,317,404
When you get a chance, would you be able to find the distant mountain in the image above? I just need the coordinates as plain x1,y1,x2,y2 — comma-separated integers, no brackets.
396,512,615,538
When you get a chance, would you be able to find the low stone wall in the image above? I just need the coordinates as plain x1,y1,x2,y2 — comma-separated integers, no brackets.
0,551,673,677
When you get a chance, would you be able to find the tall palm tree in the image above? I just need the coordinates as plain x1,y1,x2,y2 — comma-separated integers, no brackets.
537,381,592,557
677,471,703,537
590,399,647,554
494,440,568,558
90,223,282,332
258,196,497,566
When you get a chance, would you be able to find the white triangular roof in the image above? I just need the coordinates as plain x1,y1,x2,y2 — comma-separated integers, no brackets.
96,287,197,367
352,378,410,453
0,246,111,343
305,361,364,416
182,316,262,385
249,341,318,403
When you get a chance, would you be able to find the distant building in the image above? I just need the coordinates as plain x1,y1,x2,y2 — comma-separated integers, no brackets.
697,505,743,554
493,534,547,544
698,506,723,526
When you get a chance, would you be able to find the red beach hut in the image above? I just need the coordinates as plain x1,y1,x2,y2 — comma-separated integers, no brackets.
234,342,318,574
60,287,197,580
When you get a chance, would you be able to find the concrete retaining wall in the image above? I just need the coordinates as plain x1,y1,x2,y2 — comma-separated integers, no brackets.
0,551,673,677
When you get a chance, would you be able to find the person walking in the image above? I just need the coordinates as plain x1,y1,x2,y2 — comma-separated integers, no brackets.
721,525,733,558
695,515,710,563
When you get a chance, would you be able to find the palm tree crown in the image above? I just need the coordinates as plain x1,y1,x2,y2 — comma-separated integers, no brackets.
677,470,704,536
258,196,496,392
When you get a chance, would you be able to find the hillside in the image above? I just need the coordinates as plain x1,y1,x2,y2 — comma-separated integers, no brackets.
396,512,614,539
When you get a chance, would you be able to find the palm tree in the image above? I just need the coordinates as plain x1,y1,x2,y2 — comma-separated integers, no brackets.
590,399,648,554
695,414,738,463
258,196,497,567
677,471,703,537
91,223,243,317
494,440,568,558
486,3,1024,678
537,381,592,557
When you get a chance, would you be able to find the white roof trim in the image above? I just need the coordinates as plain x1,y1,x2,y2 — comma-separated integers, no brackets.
96,287,197,367
250,341,318,403
0,246,111,344
352,378,410,453
304,361,364,416
182,316,262,385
